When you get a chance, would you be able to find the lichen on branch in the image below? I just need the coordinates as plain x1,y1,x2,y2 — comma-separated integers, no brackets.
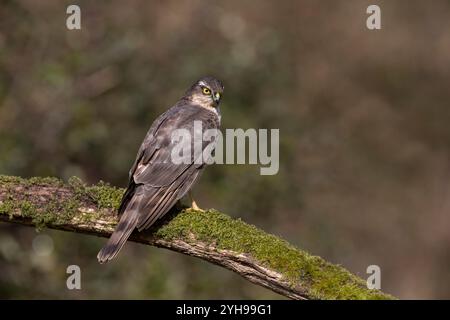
0,175,395,300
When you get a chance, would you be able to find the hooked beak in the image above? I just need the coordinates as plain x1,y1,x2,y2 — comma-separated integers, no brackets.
213,92,221,106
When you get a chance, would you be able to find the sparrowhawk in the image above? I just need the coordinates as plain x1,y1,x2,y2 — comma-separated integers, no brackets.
97,76,224,263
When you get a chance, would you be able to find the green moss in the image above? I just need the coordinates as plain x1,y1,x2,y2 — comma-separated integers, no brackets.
0,176,123,230
68,176,124,210
0,178,102,227
0,175,63,188
85,181,124,210
0,199,16,219
0,175,24,185
156,209,394,300
0,175,86,231
0,175,394,299
27,176,64,187
0,176,63,229
20,200,37,217
31,196,84,231
68,176,86,197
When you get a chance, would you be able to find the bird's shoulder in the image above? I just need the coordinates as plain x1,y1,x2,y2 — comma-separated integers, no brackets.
137,100,219,160
129,101,219,186
154,100,220,132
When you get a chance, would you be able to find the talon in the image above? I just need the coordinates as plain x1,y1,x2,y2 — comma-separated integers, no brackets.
189,192,204,212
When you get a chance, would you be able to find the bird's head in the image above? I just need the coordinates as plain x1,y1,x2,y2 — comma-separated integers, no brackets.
185,76,224,109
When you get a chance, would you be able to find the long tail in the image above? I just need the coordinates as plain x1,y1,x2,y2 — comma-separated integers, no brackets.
97,194,142,264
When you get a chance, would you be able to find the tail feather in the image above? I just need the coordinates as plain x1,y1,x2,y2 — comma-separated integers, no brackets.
97,195,142,264
117,181,136,215
97,168,202,263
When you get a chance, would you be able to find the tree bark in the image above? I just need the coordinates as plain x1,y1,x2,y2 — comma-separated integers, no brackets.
0,175,394,300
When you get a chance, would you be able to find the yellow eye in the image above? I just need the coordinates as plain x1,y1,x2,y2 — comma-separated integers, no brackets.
202,87,211,95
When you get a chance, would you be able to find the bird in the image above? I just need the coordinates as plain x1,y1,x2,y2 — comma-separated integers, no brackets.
97,76,224,263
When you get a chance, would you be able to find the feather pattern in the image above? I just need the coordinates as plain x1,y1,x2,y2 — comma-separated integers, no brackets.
97,77,223,263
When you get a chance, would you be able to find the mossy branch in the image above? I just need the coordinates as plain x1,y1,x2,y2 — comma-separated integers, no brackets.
0,175,394,300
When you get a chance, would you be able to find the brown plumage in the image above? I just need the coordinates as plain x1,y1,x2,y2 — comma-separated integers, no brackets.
97,76,224,263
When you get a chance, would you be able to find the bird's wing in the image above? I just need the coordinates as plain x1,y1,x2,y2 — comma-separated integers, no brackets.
117,108,171,215
128,104,219,230
98,103,220,263
135,167,202,231
132,104,219,187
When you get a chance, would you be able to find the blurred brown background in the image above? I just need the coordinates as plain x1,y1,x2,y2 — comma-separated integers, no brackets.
1,0,449,299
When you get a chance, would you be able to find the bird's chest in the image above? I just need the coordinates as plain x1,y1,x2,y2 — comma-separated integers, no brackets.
216,107,222,125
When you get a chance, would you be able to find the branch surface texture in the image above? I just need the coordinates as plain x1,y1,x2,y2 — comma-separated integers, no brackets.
0,175,394,300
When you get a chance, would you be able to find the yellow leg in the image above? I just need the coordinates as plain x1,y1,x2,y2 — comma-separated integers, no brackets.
188,191,204,212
